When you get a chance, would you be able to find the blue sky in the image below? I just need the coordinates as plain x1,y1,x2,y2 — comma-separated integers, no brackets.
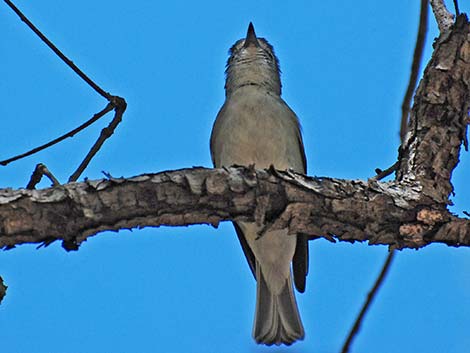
1,1,470,352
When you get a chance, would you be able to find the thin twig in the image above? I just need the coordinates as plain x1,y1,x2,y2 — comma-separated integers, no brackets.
68,97,127,182
0,103,114,166
340,251,395,353
26,163,61,189
3,1,126,177
3,0,111,100
453,0,460,16
372,161,399,181
400,0,429,143
345,4,429,352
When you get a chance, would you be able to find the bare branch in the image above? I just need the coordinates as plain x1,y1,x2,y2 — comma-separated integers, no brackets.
26,163,61,189
372,161,399,181
453,0,460,16
430,0,455,32
397,14,470,202
350,4,429,348
0,167,469,251
400,0,429,142
2,3,126,176
0,103,114,166
68,96,127,182
340,250,395,353
3,0,111,100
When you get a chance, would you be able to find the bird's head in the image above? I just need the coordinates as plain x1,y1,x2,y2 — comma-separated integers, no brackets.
225,23,281,96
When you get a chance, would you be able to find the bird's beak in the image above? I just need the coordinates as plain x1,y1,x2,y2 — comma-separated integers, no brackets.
244,22,260,48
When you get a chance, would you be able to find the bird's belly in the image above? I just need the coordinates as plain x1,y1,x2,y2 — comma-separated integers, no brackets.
216,101,299,170
219,122,290,169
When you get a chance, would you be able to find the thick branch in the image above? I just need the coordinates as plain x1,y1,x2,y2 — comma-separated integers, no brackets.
398,15,470,202
0,167,469,251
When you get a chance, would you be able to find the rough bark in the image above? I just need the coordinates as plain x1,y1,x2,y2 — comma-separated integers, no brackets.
1,16,470,252
0,165,468,251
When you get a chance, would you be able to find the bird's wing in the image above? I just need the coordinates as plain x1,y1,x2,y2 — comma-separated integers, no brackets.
233,222,256,279
292,234,309,293
284,102,309,293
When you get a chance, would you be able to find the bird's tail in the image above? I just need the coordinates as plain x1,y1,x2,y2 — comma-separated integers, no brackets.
253,264,305,345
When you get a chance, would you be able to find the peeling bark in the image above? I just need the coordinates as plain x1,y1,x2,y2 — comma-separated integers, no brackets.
1,16,470,253
0,167,468,251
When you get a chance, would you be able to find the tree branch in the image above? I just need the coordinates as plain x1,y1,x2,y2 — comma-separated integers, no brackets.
68,96,127,182
0,103,114,166
1,1,126,179
400,0,429,143
340,250,395,353
3,0,111,100
0,166,469,251
430,0,455,32
346,3,429,350
398,14,470,201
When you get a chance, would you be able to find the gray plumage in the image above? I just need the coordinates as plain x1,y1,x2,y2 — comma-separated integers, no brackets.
210,23,308,346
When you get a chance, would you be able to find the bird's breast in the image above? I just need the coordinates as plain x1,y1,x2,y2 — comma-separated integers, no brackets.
211,88,303,172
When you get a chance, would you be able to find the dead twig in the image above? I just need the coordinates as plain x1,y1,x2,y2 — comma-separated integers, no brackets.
345,2,429,351
69,97,127,182
400,0,429,143
3,0,110,100
340,251,395,353
2,1,128,182
372,161,399,181
0,103,114,166
453,0,460,16
26,163,61,189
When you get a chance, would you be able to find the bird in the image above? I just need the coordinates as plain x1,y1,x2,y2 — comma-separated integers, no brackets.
210,22,308,346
